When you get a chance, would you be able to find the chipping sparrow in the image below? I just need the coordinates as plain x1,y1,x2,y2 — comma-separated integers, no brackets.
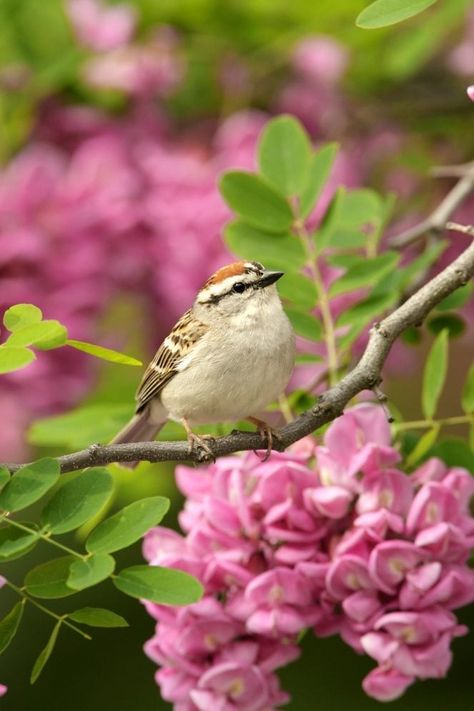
112,260,295,465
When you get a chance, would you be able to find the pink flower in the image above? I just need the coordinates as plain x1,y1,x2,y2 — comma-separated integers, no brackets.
362,667,413,702
468,86,474,101
67,0,136,52
292,37,349,85
0,684,7,697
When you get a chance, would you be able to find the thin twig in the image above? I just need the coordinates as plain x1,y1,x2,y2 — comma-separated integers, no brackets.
390,162,474,248
3,235,474,475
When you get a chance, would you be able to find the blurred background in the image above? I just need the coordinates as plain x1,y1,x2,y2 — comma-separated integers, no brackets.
0,0,473,709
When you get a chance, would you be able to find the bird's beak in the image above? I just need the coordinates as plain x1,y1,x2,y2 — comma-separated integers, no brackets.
257,270,284,288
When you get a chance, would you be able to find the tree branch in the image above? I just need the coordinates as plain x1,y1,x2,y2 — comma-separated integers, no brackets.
4,233,474,475
389,162,474,248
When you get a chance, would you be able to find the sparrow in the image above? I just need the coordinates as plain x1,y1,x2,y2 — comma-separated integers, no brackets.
111,260,295,466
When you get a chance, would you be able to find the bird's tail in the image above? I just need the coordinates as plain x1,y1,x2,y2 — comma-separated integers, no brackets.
110,408,165,470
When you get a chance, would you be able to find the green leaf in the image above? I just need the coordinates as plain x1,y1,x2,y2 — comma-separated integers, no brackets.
3,303,42,332
41,468,114,534
0,526,39,561
66,340,142,366
285,308,322,341
405,425,440,467
86,497,170,554
329,252,399,297
224,220,306,271
0,466,10,490
0,601,24,655
0,346,36,374
337,291,398,328
31,621,61,684
6,320,67,350
356,0,438,29
422,329,448,420
258,115,312,196
29,404,134,450
300,143,338,218
0,458,60,512
435,282,473,312
67,553,115,590
219,171,293,232
427,314,466,339
113,565,203,605
278,272,318,309
430,438,474,470
25,556,78,599
67,607,128,628
462,364,474,414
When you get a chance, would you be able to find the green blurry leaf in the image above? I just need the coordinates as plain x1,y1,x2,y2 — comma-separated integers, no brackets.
29,404,134,450
405,425,440,467
67,553,115,591
68,607,128,628
86,497,170,554
0,526,39,561
0,458,60,513
278,273,318,309
3,304,42,332
30,621,61,684
258,115,311,196
337,291,397,327
329,252,399,297
41,468,114,534
402,326,422,346
0,601,24,655
422,330,448,420
7,320,67,350
225,220,305,271
430,438,474,470
25,556,78,599
335,189,384,229
300,143,338,218
113,565,203,605
427,314,466,338
435,282,473,311
219,171,293,232
462,364,474,414
0,346,36,374
66,340,142,366
0,467,10,490
285,308,322,341
356,0,438,29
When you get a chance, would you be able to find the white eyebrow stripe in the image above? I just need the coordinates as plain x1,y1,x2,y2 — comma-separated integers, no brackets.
197,273,257,302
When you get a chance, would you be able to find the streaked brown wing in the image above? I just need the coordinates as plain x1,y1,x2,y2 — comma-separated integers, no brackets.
135,310,208,412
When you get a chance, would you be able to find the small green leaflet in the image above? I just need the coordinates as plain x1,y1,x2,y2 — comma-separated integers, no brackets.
299,143,338,218
6,320,68,350
67,553,115,590
461,364,474,414
0,458,60,513
285,308,322,341
67,607,128,628
435,282,472,312
30,621,62,684
0,466,10,490
25,556,78,599
219,171,294,233
86,497,170,554
422,329,448,420
224,220,306,271
0,601,24,655
66,340,142,366
0,526,39,561
405,425,440,468
3,304,42,332
329,252,399,297
0,346,36,374
258,115,312,196
356,0,438,29
113,565,203,605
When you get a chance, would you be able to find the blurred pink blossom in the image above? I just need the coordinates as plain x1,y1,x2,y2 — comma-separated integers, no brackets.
143,405,474,707
67,0,136,52
467,86,474,101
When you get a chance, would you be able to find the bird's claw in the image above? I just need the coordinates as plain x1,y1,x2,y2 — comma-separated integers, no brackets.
187,433,216,463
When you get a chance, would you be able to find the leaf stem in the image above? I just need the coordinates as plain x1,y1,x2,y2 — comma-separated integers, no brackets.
0,516,85,560
394,414,474,431
4,580,91,640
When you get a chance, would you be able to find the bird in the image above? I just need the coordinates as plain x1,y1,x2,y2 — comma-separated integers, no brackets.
111,260,295,467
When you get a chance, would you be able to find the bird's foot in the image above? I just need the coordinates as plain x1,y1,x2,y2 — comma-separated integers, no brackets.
181,419,216,463
247,416,278,462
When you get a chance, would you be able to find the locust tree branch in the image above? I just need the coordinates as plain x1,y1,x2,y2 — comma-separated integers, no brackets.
4,225,473,474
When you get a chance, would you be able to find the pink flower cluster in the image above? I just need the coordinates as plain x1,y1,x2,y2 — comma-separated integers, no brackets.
143,405,474,709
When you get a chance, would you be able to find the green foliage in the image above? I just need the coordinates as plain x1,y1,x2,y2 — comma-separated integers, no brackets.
86,497,170,554
405,425,440,467
30,621,62,684
67,607,128,628
0,346,36,374
285,308,323,341
0,526,39,561
422,329,448,419
258,115,312,196
356,0,438,29
3,304,43,331
219,171,294,232
0,466,10,489
0,459,60,512
113,565,204,605
41,468,114,534
0,601,24,655
435,282,473,311
67,554,116,591
66,340,142,366
25,556,79,599
299,144,338,218
461,364,474,414
225,221,306,271
6,320,67,350
329,252,399,297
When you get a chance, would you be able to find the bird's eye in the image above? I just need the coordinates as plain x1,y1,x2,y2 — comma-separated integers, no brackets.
232,282,246,294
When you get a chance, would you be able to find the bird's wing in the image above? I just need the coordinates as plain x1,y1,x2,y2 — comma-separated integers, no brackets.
135,310,208,412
